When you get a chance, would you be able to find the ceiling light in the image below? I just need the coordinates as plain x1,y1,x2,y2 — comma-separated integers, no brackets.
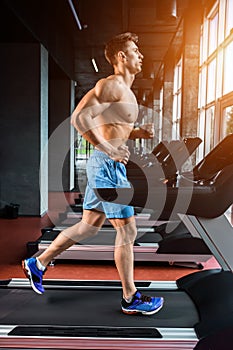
91,58,99,73
68,0,82,30
156,0,177,20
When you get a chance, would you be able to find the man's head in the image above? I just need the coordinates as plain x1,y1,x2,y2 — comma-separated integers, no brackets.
104,32,139,66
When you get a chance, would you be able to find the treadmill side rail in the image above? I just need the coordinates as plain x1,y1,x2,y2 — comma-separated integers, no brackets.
179,213,233,272
0,325,198,350
6,278,177,290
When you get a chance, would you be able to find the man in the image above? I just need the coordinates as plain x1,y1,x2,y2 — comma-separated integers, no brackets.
23,32,164,315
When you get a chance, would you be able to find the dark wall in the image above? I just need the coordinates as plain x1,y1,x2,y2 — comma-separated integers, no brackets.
49,75,72,192
0,43,41,215
0,1,75,215
3,0,76,80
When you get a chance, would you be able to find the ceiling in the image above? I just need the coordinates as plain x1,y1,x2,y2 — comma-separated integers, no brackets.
72,0,192,101
0,0,214,105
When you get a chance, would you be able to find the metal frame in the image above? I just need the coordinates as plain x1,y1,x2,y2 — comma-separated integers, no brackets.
179,213,233,272
34,218,212,266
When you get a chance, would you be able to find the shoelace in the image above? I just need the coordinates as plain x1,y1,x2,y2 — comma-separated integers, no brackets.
137,293,152,303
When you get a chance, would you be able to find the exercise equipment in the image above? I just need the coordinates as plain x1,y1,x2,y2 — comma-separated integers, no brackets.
95,134,233,219
1,135,233,349
0,269,231,350
127,136,202,186
28,137,211,267
1,214,233,349
29,217,211,267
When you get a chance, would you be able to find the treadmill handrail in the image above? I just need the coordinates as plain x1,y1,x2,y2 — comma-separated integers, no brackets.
94,163,233,219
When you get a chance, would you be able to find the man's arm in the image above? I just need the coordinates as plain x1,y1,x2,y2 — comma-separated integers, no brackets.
71,79,117,152
129,123,155,140
71,78,130,164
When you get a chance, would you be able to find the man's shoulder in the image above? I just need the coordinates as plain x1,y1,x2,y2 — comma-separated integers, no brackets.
95,76,124,102
96,75,121,87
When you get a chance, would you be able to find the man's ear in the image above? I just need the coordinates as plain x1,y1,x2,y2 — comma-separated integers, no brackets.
118,51,126,61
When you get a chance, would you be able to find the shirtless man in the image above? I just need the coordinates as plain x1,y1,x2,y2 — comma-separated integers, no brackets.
23,32,164,315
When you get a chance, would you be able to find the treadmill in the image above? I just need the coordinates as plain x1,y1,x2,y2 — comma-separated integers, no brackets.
1,136,233,349
31,212,211,267
29,137,211,267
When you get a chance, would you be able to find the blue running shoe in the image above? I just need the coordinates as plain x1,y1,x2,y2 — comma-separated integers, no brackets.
121,290,164,315
22,258,45,294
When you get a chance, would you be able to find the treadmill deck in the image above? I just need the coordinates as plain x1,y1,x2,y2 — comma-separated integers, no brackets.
0,278,199,349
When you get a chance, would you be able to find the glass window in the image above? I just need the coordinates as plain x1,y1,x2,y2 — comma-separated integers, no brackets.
75,134,94,160
222,105,233,137
177,60,182,90
225,0,233,37
205,106,215,153
159,87,163,141
176,93,181,139
199,66,207,108
173,92,177,122
223,40,233,94
172,59,182,140
198,0,233,155
199,28,204,65
216,47,223,98
197,109,205,161
172,94,181,140
202,19,209,63
207,59,216,103
172,58,182,140
208,12,219,55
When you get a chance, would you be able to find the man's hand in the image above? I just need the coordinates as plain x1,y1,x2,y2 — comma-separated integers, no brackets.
128,123,155,140
139,123,154,139
110,145,130,164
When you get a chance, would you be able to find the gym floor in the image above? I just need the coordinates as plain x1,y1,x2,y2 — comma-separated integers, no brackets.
0,192,222,282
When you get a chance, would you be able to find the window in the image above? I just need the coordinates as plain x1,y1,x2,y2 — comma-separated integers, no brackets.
208,11,219,55
205,106,215,153
222,104,233,137
197,109,205,162
158,87,163,141
207,58,216,103
172,58,182,139
223,40,233,94
75,134,93,160
225,0,233,37
198,0,233,156
199,66,207,108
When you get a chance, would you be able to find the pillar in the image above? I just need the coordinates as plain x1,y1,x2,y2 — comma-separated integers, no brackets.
162,54,175,141
0,43,48,215
181,1,203,137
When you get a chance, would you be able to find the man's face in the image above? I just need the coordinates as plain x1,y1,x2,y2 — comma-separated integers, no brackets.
123,40,144,74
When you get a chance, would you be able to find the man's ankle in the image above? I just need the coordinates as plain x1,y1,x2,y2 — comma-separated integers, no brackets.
123,289,137,302
36,257,46,271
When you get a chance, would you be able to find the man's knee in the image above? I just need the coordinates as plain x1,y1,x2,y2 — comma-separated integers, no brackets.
62,220,100,243
114,220,137,247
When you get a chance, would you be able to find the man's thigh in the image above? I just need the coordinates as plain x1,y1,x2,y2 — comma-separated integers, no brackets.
82,209,106,227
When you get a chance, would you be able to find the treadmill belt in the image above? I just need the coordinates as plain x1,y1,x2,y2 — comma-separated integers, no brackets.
0,288,199,328
9,325,162,338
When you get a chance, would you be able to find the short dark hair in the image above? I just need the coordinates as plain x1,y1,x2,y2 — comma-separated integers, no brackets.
104,32,138,65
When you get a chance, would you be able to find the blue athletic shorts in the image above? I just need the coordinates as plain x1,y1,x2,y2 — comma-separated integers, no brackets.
83,149,134,219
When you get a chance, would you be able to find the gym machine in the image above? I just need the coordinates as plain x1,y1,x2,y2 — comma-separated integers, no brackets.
1,136,233,349
28,137,212,267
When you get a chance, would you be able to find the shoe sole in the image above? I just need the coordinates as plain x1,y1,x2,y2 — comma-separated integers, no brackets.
22,260,43,295
122,299,164,315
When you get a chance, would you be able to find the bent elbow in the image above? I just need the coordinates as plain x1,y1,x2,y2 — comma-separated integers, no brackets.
70,113,76,127
71,113,80,131
71,113,84,135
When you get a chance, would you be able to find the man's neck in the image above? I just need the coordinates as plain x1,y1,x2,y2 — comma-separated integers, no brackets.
114,69,135,88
